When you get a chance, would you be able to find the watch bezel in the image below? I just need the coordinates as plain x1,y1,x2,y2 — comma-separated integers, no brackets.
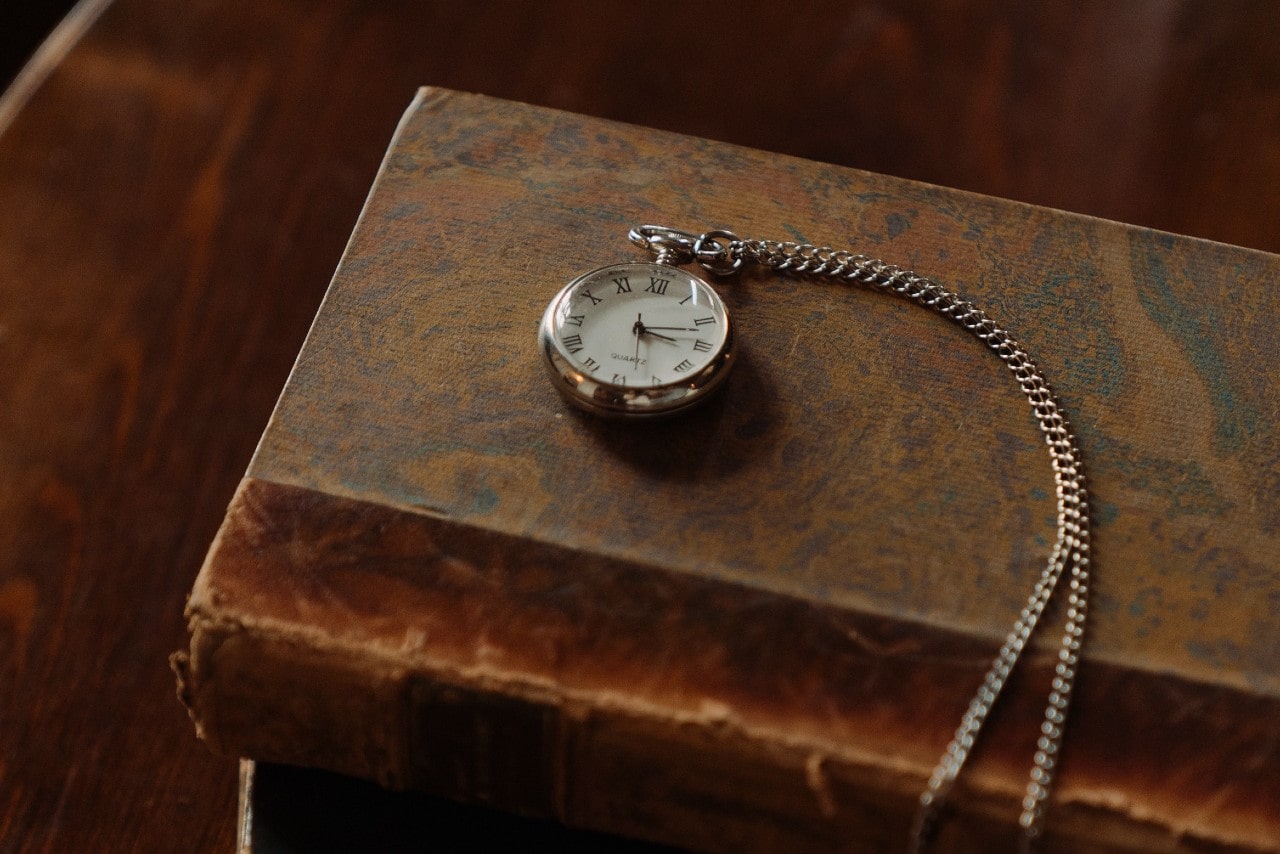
538,262,734,418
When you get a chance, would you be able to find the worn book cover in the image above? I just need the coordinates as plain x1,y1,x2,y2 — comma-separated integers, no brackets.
173,88,1279,852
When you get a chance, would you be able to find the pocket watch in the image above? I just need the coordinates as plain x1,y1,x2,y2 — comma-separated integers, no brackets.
538,227,735,417
536,223,1093,851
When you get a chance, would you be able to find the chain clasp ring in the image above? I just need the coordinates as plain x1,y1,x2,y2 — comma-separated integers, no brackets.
630,225,743,275
693,229,743,276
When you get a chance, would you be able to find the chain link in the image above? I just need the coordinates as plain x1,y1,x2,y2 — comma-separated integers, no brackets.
692,231,1091,850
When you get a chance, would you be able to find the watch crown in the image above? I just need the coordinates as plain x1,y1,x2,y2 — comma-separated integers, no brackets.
628,225,697,266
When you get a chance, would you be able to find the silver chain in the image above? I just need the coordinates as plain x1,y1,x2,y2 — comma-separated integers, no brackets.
631,226,1092,850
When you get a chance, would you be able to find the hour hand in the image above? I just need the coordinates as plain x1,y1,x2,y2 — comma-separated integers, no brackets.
633,316,678,342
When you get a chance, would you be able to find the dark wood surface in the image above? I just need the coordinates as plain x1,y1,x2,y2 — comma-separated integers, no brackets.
2,1,1278,850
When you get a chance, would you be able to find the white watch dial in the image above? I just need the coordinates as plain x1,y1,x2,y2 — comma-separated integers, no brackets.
539,262,734,417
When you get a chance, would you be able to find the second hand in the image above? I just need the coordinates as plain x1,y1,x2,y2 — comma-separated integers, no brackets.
634,313,642,370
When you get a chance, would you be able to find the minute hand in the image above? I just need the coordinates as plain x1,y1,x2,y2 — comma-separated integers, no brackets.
640,326,698,331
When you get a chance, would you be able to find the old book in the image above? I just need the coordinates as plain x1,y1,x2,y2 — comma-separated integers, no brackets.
173,88,1280,852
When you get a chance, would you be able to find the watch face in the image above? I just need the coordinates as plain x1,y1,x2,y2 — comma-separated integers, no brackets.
539,262,733,417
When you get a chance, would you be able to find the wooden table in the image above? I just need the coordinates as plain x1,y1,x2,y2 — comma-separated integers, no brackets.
2,1,1278,849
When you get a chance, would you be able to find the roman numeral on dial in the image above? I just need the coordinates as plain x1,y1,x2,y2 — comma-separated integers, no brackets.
694,316,716,326
563,334,584,353
611,374,627,385
613,277,632,293
582,289,602,305
692,339,712,352
645,277,669,295
582,356,600,372
566,314,585,327
673,359,694,373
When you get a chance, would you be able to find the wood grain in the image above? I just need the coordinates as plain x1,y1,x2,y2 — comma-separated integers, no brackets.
3,0,1280,850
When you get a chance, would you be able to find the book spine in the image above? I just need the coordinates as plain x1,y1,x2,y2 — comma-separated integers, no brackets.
175,614,930,852
173,478,1280,853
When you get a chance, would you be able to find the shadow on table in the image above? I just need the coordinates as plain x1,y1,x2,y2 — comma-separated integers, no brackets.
244,761,681,852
